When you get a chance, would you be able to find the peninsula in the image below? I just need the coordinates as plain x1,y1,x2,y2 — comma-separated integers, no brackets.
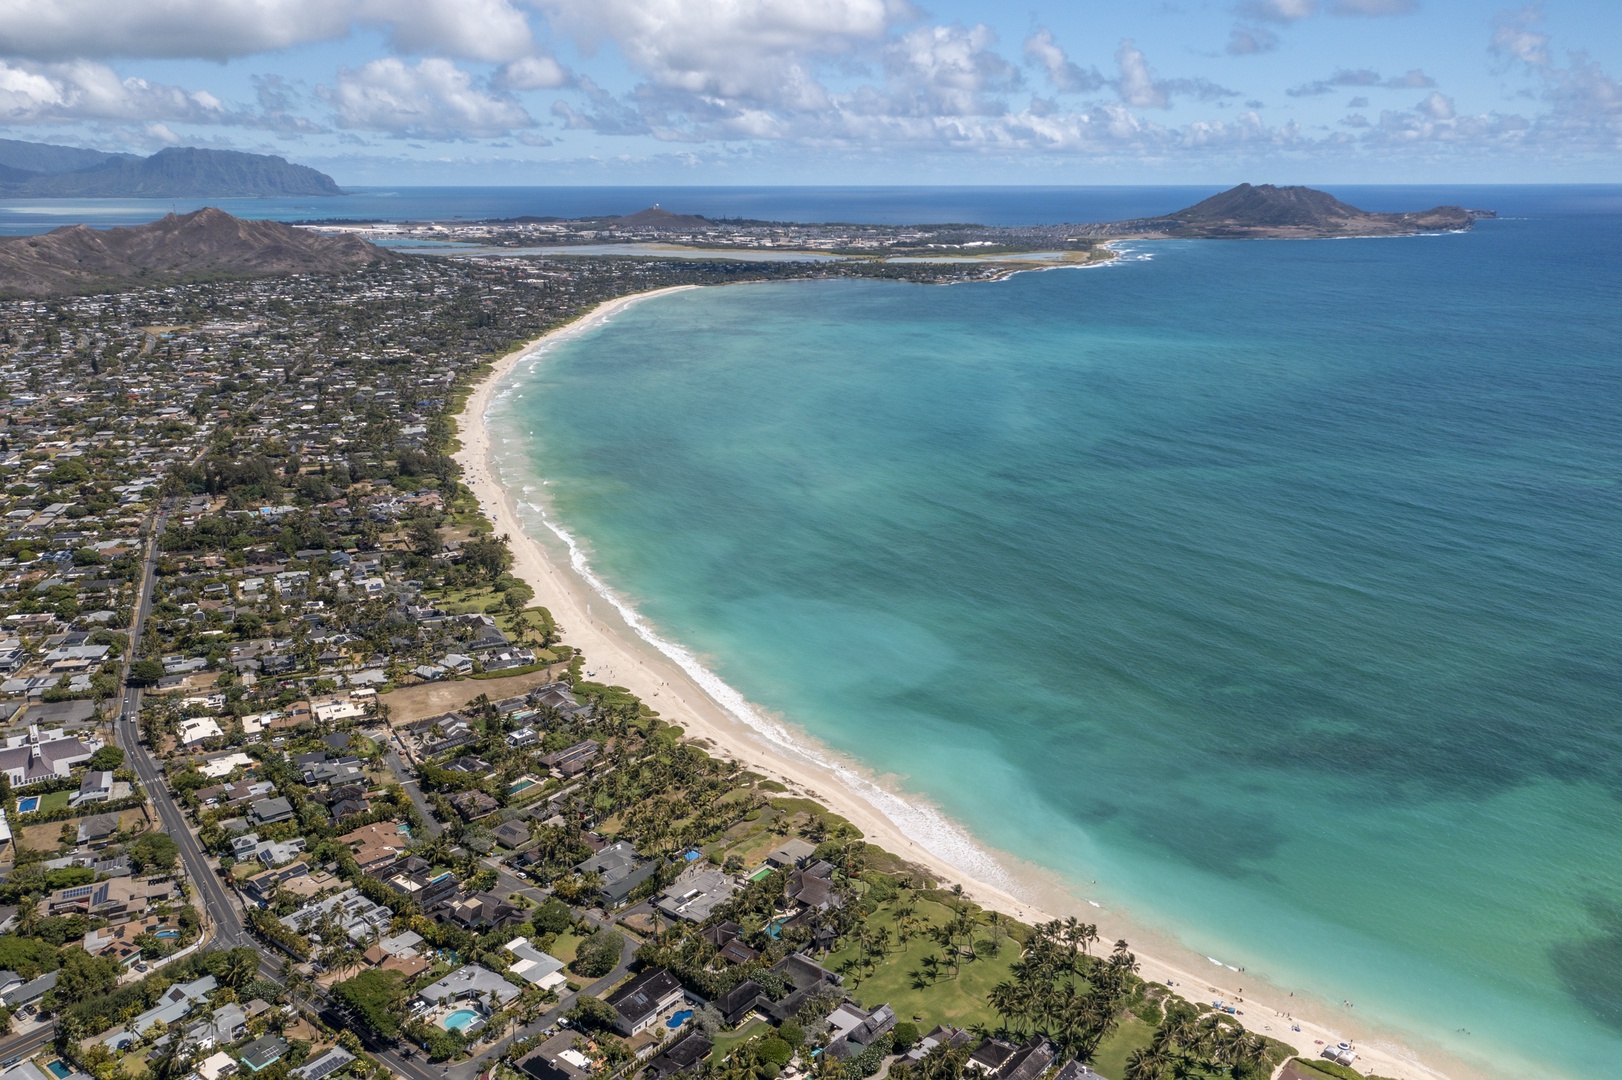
305,183,1490,257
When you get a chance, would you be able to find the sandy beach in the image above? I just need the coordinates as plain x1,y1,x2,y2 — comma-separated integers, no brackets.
454,285,1475,1080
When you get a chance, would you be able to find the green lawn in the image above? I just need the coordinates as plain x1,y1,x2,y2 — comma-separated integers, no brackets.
39,790,72,812
548,932,585,964
823,898,1020,1030
707,1018,766,1063
1089,1016,1155,1080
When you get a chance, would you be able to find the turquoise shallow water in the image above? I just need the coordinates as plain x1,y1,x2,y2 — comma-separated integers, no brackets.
492,191,1622,1078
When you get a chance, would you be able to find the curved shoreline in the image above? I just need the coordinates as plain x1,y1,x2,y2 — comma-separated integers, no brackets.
453,283,1482,1080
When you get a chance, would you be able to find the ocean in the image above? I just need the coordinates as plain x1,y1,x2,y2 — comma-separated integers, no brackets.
479,187,1622,1079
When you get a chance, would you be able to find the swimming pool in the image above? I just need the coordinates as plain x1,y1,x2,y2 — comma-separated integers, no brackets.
666,1010,693,1029
16,796,39,813
46,1062,71,1078
442,1009,480,1032
155,929,180,939
508,779,534,794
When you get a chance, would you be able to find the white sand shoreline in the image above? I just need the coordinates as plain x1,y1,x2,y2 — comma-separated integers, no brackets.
453,283,1484,1080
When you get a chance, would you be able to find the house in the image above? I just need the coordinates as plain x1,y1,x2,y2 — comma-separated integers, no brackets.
238,1034,289,1073
439,653,475,676
442,891,524,932
282,888,393,942
764,838,817,869
786,866,843,912
576,841,659,907
503,937,567,991
337,821,408,873
76,812,121,847
197,1051,238,1080
104,974,217,1044
493,819,532,849
291,1048,355,1080
248,797,295,825
756,954,842,1023
539,739,599,777
517,1032,595,1080
415,963,519,1008
449,789,499,820
606,968,685,1037
966,1038,1057,1080
68,769,115,807
643,1031,714,1080
384,860,460,908
906,1026,973,1063
0,970,55,1009
825,1002,897,1060
48,875,176,918
178,717,225,745
654,866,739,924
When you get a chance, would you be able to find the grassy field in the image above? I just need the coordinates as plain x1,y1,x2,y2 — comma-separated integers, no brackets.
707,1018,766,1063
1089,1016,1155,1080
39,790,71,812
548,931,585,964
823,897,1020,1030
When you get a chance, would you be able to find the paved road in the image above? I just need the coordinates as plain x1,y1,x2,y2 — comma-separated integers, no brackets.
383,746,443,837
0,1024,58,1065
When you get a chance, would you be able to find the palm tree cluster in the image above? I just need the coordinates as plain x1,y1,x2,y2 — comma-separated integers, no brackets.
985,920,1136,1060
1123,1001,1273,1080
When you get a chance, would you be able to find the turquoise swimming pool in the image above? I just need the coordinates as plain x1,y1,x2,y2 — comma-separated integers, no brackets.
442,1009,480,1032
16,796,39,813
46,1061,71,1078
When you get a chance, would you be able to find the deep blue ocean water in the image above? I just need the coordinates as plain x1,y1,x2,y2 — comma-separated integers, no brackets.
483,187,1622,1079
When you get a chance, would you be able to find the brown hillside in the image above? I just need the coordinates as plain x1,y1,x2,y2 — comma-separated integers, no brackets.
0,207,392,297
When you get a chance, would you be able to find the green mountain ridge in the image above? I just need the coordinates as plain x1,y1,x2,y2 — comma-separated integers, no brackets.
0,140,342,198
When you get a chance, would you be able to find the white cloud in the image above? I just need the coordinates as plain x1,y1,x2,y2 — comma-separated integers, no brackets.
1023,28,1104,93
0,58,238,124
1115,40,1166,109
1240,0,1318,24
0,0,533,63
1491,4,1552,68
880,24,1020,116
322,58,534,138
496,56,571,90
1417,91,1455,118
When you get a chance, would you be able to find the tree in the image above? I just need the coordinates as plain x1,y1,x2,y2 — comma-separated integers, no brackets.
571,928,624,978
564,995,619,1034
128,658,165,686
531,898,573,935
891,1021,920,1053
331,969,407,1038
87,746,125,770
54,946,121,1004
129,832,180,873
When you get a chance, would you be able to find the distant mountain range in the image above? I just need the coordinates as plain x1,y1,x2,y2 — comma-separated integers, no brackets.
1121,183,1488,238
0,207,389,297
0,139,342,198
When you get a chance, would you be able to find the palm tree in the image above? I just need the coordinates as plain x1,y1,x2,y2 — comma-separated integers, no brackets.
1124,1044,1173,1080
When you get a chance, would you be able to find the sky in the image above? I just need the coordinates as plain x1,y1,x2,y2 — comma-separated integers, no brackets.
0,0,1618,185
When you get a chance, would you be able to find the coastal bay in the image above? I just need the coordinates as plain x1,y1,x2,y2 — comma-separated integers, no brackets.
458,191,1622,1080
455,291,1465,1080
